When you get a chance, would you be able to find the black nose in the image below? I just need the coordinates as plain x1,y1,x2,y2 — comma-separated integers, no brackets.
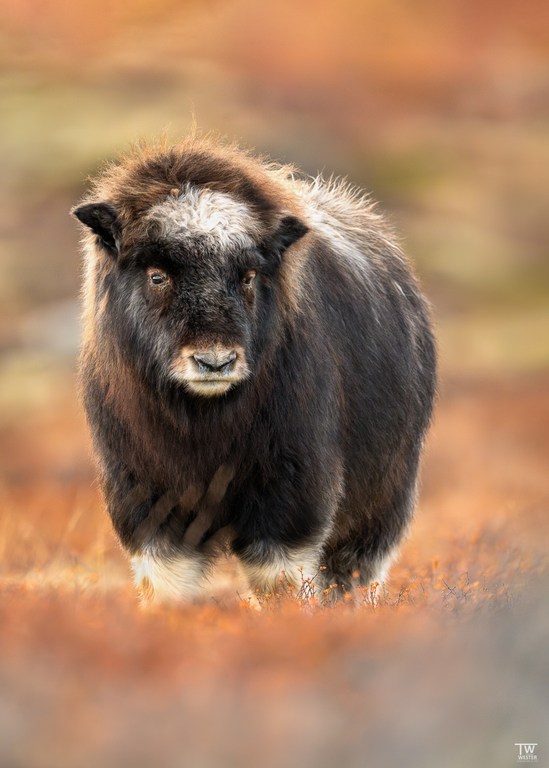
193,350,237,374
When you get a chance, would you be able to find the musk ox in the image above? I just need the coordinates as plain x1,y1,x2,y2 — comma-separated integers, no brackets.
71,137,436,603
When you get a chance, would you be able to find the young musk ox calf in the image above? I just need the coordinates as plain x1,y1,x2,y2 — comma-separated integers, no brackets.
71,138,436,604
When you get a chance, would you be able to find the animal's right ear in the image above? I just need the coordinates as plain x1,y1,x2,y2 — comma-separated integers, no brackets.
71,202,120,257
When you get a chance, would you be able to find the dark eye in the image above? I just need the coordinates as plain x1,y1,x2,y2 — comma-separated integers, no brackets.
242,270,257,289
147,268,170,288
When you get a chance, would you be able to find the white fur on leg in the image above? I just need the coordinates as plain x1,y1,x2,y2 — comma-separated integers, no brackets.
371,546,399,588
241,545,322,599
131,546,207,603
361,546,400,606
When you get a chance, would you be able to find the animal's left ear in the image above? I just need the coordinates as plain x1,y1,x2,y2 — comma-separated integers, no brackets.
273,215,309,254
71,201,120,256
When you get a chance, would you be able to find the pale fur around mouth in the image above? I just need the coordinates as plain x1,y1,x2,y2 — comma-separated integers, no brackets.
183,378,238,397
168,370,244,397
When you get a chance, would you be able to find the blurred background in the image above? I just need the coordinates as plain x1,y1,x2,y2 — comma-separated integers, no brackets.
1,0,549,476
1,1,548,766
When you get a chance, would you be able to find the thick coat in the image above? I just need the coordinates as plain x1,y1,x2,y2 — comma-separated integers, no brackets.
72,138,436,602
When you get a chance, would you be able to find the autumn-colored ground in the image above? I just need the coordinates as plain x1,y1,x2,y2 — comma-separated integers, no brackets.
0,372,547,767
1,1,548,764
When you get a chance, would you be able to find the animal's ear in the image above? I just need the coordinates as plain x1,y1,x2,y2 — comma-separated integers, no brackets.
273,215,309,254
71,202,120,256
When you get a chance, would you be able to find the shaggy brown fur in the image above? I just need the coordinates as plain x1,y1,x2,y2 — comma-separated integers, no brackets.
72,136,436,603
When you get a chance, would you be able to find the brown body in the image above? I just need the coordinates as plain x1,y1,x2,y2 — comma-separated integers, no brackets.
72,137,436,602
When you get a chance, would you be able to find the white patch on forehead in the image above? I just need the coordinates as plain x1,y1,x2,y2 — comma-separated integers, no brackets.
147,184,260,249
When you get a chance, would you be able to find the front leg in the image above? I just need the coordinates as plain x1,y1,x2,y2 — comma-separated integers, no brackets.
238,541,325,601
131,544,212,603
100,463,224,604
130,466,236,604
231,455,342,602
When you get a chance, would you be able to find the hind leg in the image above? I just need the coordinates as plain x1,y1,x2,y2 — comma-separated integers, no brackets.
318,540,399,603
319,481,417,604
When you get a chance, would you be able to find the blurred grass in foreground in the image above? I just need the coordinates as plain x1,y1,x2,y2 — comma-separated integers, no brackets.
0,376,548,767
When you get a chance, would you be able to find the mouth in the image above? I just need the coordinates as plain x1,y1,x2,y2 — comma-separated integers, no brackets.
183,377,240,397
